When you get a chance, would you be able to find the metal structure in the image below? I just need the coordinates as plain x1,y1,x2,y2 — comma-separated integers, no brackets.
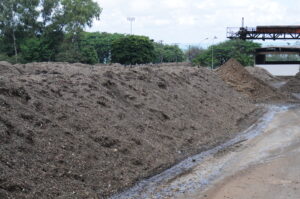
256,46,300,64
227,26,300,40
255,46,300,76
127,17,135,35
211,36,217,70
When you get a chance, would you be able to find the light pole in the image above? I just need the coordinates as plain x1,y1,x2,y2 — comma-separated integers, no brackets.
127,17,135,35
189,38,208,62
202,37,209,42
201,37,209,49
211,36,217,70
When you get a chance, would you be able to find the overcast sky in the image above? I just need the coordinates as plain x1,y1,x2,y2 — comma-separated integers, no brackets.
88,0,300,46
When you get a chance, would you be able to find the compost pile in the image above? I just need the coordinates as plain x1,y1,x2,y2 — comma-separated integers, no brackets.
217,59,289,103
281,72,300,93
245,66,279,83
0,61,262,198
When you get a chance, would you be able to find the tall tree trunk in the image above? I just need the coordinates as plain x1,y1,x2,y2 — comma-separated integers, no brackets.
12,28,18,63
11,3,18,63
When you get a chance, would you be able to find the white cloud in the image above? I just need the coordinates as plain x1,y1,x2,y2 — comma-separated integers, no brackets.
162,0,188,9
153,19,171,26
90,0,300,45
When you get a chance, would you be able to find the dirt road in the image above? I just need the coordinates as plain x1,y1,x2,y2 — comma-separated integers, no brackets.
112,105,300,199
179,105,300,199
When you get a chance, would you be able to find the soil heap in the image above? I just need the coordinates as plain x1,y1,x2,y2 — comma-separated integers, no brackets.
0,61,262,198
245,66,279,82
216,59,289,103
281,72,300,93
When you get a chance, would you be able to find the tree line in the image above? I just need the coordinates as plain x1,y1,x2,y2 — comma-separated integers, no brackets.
0,0,185,65
186,40,261,67
0,0,259,66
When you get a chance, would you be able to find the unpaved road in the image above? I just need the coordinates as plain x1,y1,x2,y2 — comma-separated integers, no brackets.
112,105,300,199
177,106,300,199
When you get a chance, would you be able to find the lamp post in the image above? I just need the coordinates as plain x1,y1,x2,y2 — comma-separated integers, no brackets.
190,38,208,62
211,36,217,70
127,17,135,35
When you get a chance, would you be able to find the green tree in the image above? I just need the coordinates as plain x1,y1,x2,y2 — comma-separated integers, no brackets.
40,0,60,28
80,32,125,63
21,38,44,62
0,0,40,61
58,0,101,34
54,35,95,64
185,46,205,62
20,34,62,62
153,43,185,63
111,35,155,65
193,40,261,67
162,44,185,62
43,0,102,61
80,46,99,64
0,0,102,63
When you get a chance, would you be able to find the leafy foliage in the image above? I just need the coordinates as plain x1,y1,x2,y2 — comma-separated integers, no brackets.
59,0,101,33
153,43,185,63
0,0,101,62
111,35,155,65
185,46,205,62
80,46,99,64
0,0,40,60
55,34,99,64
80,32,125,63
193,40,261,67
21,38,45,62
0,1,186,65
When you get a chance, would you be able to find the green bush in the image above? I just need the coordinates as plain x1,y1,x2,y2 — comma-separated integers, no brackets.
80,46,99,64
193,40,261,67
55,48,82,63
153,43,185,63
111,35,155,65
21,38,52,62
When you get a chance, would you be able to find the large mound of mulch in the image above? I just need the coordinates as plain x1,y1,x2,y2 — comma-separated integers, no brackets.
0,61,262,198
216,59,292,103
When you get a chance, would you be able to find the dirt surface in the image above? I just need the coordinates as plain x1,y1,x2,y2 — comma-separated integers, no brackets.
0,61,262,198
245,66,279,82
193,106,300,199
111,106,280,199
111,105,300,199
216,59,291,103
199,154,300,199
281,72,300,93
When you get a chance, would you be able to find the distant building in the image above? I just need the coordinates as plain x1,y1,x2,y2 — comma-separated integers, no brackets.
255,46,300,76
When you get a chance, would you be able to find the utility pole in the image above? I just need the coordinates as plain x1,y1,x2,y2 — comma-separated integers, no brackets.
159,40,163,63
242,17,244,28
127,17,135,35
212,36,217,70
188,45,191,62
173,43,179,63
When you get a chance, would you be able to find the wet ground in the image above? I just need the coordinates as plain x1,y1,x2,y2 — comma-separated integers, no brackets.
180,105,300,199
111,105,300,199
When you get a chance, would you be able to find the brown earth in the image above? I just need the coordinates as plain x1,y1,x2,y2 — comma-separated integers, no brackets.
0,61,264,199
281,72,300,93
245,66,279,83
216,59,292,103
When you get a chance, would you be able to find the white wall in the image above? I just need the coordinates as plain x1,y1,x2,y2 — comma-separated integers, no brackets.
255,64,300,76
